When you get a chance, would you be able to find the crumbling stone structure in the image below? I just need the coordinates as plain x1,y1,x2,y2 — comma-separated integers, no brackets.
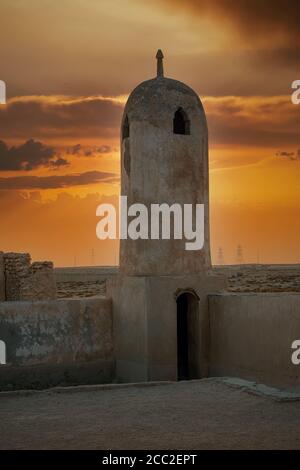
4,252,31,301
20,261,57,301
1,252,57,302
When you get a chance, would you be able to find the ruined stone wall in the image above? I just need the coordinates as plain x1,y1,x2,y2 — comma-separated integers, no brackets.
20,261,57,301
4,253,31,301
1,253,57,301
0,252,5,302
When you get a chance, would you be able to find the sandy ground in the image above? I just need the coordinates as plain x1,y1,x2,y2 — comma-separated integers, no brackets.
56,265,300,298
1,379,300,450
221,265,300,293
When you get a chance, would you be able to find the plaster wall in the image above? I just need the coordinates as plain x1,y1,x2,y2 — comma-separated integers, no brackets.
209,293,300,387
109,271,226,383
0,297,114,389
120,78,211,275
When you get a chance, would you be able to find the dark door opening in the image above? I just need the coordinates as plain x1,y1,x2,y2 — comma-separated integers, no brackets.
176,292,200,380
177,293,189,380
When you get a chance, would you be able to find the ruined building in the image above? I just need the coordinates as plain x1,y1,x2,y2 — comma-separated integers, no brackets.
0,51,299,390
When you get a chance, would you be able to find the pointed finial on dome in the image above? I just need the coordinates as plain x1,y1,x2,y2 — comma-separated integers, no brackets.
156,49,164,78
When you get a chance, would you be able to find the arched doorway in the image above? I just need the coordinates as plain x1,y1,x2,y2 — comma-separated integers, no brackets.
176,291,199,380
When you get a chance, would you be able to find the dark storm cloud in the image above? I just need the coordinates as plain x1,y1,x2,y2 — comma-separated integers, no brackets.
158,0,300,41
158,0,300,71
67,144,82,155
83,145,112,156
0,96,123,140
0,139,68,171
0,170,119,190
49,157,69,168
66,143,113,157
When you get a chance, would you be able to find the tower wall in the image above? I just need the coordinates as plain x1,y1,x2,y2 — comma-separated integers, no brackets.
120,78,210,275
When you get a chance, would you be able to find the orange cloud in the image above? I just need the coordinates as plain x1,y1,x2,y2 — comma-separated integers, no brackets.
2,94,299,150
204,95,300,147
0,95,123,144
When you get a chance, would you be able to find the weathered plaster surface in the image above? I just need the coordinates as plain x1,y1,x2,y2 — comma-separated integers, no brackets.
0,298,114,389
108,271,226,383
120,76,211,275
209,293,300,387
113,66,225,383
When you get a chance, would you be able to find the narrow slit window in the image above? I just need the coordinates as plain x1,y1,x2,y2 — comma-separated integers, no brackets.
122,115,130,140
173,108,190,135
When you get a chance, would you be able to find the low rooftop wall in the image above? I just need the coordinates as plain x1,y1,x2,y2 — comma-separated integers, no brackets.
0,297,114,390
209,293,300,388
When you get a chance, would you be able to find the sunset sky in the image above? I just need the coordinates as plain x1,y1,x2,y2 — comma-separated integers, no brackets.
0,0,299,266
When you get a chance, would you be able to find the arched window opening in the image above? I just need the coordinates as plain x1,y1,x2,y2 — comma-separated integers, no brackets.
173,108,190,135
122,115,130,140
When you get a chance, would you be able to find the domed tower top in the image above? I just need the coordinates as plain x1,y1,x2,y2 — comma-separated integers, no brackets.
120,50,211,275
123,50,206,125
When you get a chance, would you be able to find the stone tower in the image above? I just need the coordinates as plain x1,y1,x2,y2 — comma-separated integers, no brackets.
109,51,226,383
120,49,210,275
